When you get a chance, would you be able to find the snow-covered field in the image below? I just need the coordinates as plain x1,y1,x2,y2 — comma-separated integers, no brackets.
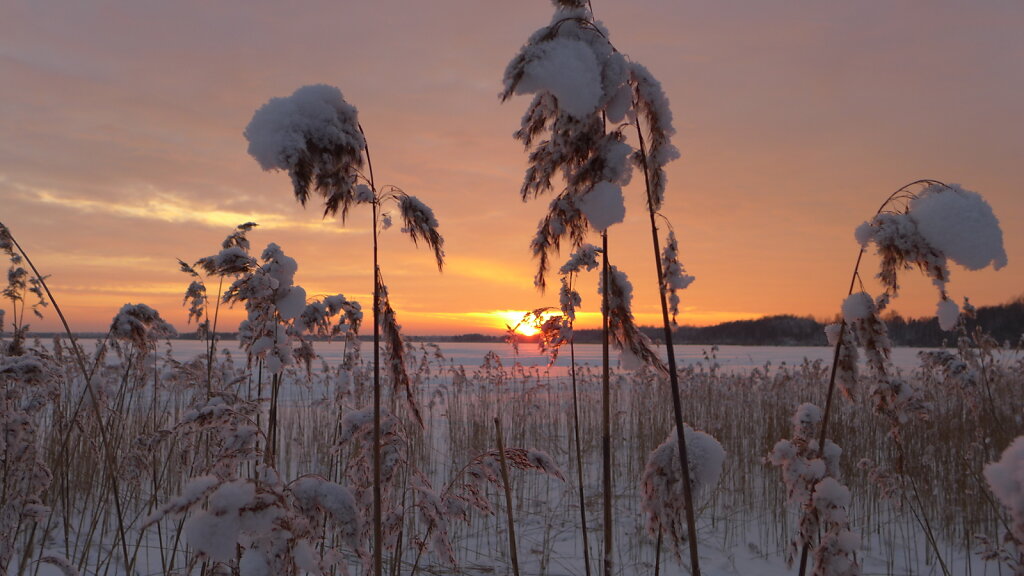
86,338,955,376
3,337,1021,576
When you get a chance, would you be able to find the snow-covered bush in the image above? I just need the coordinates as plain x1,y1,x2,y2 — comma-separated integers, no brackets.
0,351,56,573
148,469,363,576
0,222,48,356
641,425,724,557
985,436,1024,545
110,303,177,350
768,403,859,574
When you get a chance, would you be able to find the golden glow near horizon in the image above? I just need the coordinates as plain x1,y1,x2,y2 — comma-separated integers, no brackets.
1,1,1021,335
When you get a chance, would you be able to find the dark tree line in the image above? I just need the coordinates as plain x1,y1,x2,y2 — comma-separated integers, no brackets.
572,297,1024,348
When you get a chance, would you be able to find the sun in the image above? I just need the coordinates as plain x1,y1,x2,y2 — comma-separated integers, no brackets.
496,310,548,337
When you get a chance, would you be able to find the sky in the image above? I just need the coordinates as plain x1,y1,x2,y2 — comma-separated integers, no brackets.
1,0,1022,336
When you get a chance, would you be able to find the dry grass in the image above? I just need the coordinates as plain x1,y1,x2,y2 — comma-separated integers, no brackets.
2,337,1021,575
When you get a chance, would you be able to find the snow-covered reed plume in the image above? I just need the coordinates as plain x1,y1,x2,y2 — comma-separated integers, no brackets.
600,263,664,372
983,437,1024,573
110,303,176,351
0,352,56,573
855,182,1006,332
805,180,1007,576
768,404,859,575
641,425,724,558
245,84,365,220
502,3,700,573
826,182,1006,433
0,222,47,356
502,2,636,289
247,85,446,575
147,468,363,576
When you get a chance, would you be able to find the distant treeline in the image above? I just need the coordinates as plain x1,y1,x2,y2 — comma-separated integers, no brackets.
571,297,1024,348
27,297,1024,348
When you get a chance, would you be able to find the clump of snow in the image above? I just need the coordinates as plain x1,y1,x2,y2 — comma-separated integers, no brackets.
853,221,875,248
841,292,875,324
577,182,625,231
515,38,603,118
185,507,241,562
559,244,601,275
240,548,270,576
936,298,960,331
110,303,177,347
644,425,726,500
984,436,1024,541
244,84,364,172
793,403,822,430
276,286,307,321
641,425,725,551
183,479,256,562
910,184,1007,271
813,477,851,523
210,480,256,514
824,323,842,346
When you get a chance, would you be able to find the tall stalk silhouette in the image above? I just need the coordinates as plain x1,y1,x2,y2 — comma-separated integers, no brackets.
795,179,1006,576
0,223,134,574
245,84,445,576
502,2,700,573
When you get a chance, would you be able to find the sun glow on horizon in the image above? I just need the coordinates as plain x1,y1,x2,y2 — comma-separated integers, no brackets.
496,309,560,337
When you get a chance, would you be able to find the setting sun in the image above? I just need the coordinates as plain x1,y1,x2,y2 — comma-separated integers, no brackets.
496,309,557,337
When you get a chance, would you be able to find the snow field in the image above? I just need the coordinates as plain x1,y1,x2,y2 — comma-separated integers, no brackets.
7,339,1022,575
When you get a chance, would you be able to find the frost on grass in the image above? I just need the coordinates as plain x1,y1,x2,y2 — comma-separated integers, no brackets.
641,425,724,556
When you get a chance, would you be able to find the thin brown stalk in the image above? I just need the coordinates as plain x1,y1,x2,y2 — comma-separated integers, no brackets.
4,228,134,574
634,116,702,576
601,231,613,576
362,121,385,576
494,417,521,576
798,179,950,576
569,336,594,576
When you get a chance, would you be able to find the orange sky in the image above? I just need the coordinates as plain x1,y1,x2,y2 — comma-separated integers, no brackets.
1,1,1021,336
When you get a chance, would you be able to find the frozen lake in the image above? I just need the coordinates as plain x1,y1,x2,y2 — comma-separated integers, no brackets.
61,337,979,374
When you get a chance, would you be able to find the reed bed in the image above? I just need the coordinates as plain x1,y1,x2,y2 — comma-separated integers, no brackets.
2,337,1021,575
